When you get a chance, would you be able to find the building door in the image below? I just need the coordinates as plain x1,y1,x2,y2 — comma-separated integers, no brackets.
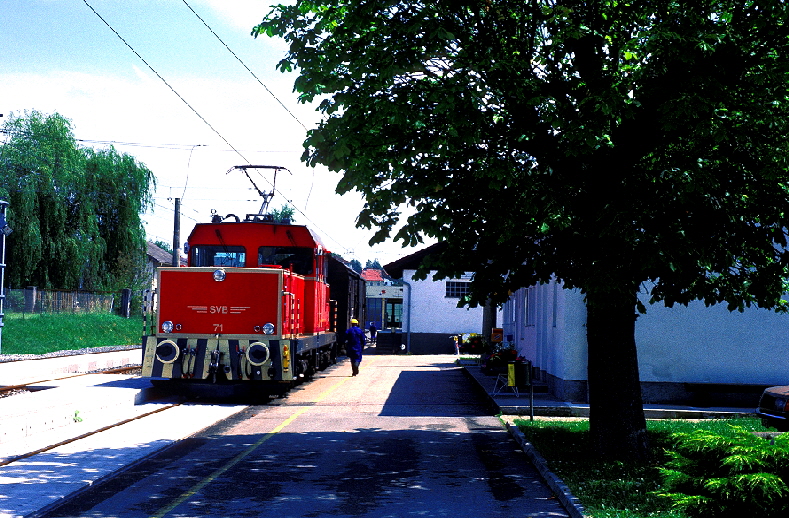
385,300,402,328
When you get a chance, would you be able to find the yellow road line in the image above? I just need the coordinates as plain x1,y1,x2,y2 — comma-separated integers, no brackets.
150,357,375,518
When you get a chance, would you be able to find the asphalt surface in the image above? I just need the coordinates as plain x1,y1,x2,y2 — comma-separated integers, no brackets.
35,354,571,518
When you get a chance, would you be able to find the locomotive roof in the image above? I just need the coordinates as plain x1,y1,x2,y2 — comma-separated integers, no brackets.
189,220,328,251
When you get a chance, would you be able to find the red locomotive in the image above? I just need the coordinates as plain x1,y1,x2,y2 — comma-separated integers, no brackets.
142,166,364,396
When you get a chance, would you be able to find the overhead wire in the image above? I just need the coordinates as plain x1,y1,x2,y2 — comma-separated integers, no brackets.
76,138,205,150
79,0,356,257
151,201,198,222
179,0,318,211
81,0,253,165
179,0,307,132
2,129,208,151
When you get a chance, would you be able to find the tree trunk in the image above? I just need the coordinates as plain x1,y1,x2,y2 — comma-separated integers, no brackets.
481,299,497,339
586,288,649,460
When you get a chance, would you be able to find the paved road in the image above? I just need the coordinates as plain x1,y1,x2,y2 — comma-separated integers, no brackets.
41,354,569,518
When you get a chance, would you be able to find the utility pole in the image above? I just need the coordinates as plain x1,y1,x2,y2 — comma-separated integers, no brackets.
172,198,181,267
0,201,11,352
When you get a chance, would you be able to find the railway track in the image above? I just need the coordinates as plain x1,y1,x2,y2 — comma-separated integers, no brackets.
0,348,151,464
0,400,180,467
0,361,142,398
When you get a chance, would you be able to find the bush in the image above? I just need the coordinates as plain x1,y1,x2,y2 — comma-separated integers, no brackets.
660,427,789,517
514,418,771,517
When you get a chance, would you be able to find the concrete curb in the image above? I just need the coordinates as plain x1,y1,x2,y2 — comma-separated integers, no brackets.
504,420,587,518
460,366,587,517
0,347,141,386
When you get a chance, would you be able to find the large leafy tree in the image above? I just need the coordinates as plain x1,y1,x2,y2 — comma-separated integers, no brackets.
0,111,155,291
255,1,789,459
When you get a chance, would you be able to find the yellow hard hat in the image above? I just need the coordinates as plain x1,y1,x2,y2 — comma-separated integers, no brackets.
350,319,359,324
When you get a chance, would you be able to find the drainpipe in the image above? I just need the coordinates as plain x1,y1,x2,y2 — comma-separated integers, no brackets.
402,277,412,354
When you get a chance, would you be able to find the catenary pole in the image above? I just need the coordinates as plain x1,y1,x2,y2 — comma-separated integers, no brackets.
0,201,11,353
172,198,181,267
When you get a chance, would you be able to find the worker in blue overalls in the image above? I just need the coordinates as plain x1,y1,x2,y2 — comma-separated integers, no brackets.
346,318,366,376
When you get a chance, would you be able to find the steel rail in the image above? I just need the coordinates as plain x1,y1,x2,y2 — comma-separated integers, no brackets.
0,402,181,467
0,364,142,396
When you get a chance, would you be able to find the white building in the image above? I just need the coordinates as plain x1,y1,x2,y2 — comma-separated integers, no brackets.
503,279,789,405
385,247,499,354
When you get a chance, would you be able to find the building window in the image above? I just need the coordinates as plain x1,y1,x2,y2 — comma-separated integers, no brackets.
192,245,246,268
445,281,471,298
506,299,516,325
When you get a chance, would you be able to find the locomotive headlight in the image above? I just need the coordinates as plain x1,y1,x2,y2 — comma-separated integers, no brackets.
213,268,226,282
262,322,275,335
161,320,174,333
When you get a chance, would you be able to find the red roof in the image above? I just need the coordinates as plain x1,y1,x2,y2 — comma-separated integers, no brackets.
360,269,385,282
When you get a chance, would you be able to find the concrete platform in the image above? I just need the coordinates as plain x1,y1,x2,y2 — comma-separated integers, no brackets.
0,349,155,455
0,400,248,518
0,348,142,386
0,374,160,453
0,350,248,518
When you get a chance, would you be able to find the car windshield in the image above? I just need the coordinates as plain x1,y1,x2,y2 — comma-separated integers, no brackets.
191,246,246,267
258,246,313,275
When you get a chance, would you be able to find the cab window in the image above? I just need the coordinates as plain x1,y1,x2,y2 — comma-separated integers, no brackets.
192,246,246,267
258,246,313,275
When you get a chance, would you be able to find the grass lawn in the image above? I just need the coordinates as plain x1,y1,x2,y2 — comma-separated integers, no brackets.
513,417,771,518
0,312,143,355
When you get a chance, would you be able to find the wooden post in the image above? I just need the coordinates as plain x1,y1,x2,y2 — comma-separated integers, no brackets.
24,286,37,313
120,288,132,318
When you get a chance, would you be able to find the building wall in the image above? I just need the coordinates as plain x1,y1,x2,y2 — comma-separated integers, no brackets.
636,298,789,386
403,269,486,334
400,269,499,354
503,281,789,403
366,285,403,298
502,281,588,400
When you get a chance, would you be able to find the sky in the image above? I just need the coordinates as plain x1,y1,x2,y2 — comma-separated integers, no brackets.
0,0,430,266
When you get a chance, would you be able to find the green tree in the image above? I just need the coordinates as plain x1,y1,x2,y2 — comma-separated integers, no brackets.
0,111,155,292
153,240,173,255
349,258,363,273
83,146,155,291
255,1,789,459
270,204,296,223
365,258,382,270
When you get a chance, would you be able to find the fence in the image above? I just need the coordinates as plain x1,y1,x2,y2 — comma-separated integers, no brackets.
4,287,116,314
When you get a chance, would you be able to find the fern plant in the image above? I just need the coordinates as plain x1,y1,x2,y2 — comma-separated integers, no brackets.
659,426,789,517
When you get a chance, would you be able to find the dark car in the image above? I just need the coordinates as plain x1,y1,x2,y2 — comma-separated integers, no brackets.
757,385,789,431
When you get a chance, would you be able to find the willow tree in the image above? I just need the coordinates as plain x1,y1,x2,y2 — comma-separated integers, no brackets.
256,1,789,459
0,111,155,291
